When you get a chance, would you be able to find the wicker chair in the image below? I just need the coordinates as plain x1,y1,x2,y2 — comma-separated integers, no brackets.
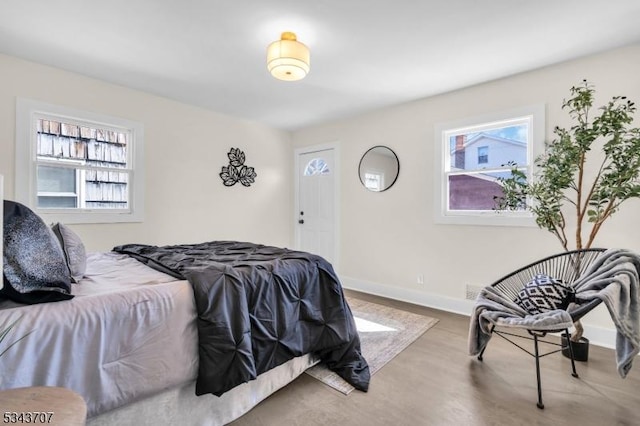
477,248,606,409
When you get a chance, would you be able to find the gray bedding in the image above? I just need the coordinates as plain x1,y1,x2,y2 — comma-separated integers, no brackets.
0,252,198,417
114,240,370,396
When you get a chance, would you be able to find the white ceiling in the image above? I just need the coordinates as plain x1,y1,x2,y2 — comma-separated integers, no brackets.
1,1,640,131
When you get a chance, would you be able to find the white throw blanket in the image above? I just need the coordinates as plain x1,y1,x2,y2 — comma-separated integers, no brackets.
468,248,640,378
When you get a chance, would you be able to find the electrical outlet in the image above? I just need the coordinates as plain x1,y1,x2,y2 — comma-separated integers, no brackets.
417,274,424,285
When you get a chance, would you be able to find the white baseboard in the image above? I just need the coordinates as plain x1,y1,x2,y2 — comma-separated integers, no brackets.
340,275,476,316
579,324,617,350
340,275,618,350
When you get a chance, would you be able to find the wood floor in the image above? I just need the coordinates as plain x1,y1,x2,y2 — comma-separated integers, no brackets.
230,290,640,426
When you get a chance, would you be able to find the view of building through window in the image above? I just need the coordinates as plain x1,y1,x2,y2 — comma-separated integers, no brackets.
446,123,528,211
36,119,130,210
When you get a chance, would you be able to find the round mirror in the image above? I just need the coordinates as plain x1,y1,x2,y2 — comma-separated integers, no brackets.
358,146,400,192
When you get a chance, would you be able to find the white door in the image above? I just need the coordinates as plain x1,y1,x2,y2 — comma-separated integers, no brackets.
295,147,337,266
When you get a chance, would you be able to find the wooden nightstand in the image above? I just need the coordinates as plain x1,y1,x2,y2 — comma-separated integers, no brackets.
0,386,86,425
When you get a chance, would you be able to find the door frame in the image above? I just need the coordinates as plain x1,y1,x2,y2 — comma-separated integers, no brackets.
293,141,341,272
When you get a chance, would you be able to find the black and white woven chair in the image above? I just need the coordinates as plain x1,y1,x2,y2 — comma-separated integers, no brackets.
476,248,605,409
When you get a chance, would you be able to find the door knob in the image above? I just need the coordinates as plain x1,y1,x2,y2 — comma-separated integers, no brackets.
298,219,304,224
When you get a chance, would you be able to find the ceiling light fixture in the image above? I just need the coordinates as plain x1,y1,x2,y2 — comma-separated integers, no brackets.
267,32,310,81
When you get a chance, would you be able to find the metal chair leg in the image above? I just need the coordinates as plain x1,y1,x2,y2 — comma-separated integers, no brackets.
564,329,579,378
477,348,485,361
533,334,544,409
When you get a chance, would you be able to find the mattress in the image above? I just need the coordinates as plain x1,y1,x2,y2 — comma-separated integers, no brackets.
0,252,199,417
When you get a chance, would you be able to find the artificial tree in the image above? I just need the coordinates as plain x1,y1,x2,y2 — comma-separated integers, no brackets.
496,80,640,251
496,80,640,341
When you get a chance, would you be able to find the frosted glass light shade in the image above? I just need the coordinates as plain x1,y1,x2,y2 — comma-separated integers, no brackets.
267,32,310,81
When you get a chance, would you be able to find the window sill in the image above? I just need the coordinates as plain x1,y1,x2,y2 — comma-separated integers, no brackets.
37,210,143,225
434,210,536,227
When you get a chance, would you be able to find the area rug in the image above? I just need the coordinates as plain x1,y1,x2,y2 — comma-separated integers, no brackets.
305,297,439,394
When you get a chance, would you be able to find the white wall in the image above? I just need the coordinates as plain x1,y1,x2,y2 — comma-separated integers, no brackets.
0,53,293,252
2,45,639,348
292,43,640,347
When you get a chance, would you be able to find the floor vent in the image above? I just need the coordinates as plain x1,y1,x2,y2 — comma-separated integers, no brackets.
465,284,484,301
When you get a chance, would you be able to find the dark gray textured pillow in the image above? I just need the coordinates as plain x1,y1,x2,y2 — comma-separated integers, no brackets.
2,200,73,304
514,274,572,315
51,222,87,283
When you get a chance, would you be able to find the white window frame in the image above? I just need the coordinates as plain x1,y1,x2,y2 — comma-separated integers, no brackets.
15,98,144,224
433,104,545,227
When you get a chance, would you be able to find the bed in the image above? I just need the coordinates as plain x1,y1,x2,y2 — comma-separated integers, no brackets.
0,199,370,424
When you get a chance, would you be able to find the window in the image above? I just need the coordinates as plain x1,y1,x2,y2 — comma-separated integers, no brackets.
434,104,544,226
303,158,330,176
363,172,384,191
15,98,144,223
477,146,488,164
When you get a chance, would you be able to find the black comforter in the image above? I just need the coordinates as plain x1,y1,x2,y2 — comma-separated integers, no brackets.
114,241,370,396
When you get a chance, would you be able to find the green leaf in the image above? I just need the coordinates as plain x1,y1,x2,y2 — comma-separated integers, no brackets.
0,316,33,358
496,80,640,250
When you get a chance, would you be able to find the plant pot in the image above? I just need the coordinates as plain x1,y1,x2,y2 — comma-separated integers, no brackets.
561,333,589,362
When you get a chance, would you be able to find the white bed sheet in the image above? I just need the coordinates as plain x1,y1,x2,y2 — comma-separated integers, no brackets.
0,252,198,417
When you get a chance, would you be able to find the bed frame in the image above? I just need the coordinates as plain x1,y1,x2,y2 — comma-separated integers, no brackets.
88,355,316,425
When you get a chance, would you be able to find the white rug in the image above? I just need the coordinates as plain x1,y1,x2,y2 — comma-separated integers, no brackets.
305,297,439,394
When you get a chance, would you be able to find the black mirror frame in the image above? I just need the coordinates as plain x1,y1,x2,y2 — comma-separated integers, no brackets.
358,145,400,192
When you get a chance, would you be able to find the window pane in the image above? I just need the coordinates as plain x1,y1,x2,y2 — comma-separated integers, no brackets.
364,172,383,191
36,117,130,210
85,170,129,209
449,124,527,171
477,146,488,164
304,158,330,176
86,140,128,168
37,165,76,193
37,196,77,208
37,119,128,168
448,170,526,211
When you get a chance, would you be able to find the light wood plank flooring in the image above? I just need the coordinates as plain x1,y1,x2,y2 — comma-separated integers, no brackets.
230,290,640,426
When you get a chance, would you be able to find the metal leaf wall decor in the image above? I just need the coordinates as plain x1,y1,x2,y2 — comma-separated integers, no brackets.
220,147,257,187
